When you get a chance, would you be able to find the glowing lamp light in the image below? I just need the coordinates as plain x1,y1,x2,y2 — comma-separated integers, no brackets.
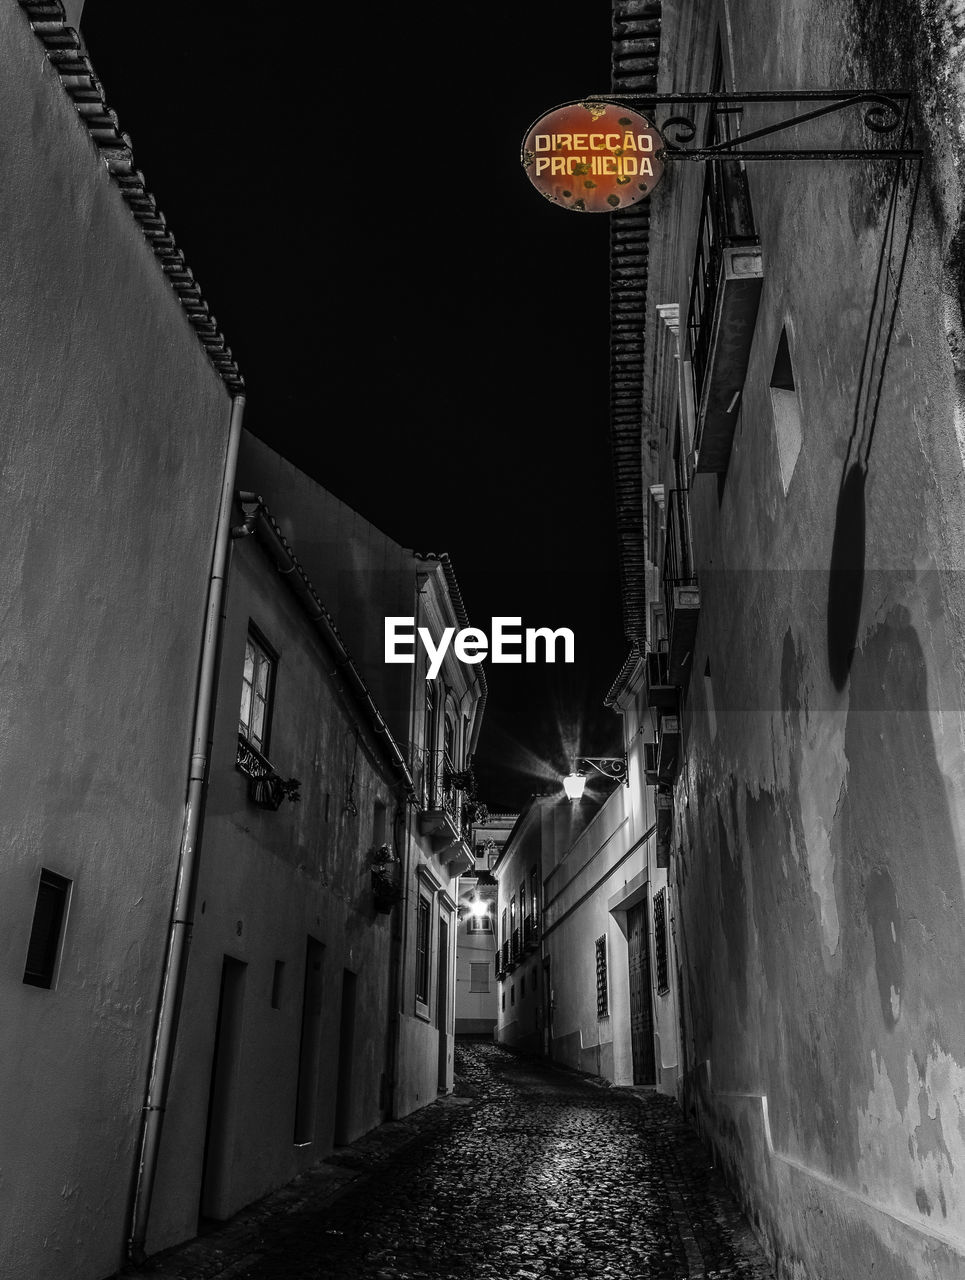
468,897,489,919
563,772,587,802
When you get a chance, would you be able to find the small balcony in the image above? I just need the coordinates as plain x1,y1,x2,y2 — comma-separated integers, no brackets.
663,488,700,687
645,648,678,711
655,712,681,785
236,734,300,810
688,158,763,474
644,740,659,787
419,749,468,859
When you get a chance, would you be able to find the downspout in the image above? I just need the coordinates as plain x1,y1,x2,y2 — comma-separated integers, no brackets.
388,573,426,1117
127,393,246,1264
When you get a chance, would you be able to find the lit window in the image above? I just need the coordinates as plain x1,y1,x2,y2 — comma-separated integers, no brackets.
469,962,489,993
239,629,274,753
467,914,493,934
23,870,71,990
595,935,609,1018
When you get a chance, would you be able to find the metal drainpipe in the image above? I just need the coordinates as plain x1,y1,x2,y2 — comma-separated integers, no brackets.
127,393,246,1265
388,576,426,1117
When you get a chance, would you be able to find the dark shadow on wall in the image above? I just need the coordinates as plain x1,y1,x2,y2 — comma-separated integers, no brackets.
826,462,866,689
825,160,921,690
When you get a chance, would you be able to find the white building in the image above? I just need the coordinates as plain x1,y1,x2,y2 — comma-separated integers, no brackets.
454,813,517,1036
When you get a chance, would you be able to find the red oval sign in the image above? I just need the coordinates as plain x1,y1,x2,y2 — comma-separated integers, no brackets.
521,101,664,213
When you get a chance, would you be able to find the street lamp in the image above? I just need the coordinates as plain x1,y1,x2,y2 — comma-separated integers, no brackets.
562,756,627,802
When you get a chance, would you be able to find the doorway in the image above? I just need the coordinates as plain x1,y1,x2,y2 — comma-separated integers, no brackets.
627,901,657,1085
199,956,247,1224
333,969,357,1146
293,936,324,1144
436,916,449,1090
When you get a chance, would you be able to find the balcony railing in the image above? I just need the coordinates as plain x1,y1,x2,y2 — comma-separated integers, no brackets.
687,158,763,473
501,940,510,973
236,733,300,810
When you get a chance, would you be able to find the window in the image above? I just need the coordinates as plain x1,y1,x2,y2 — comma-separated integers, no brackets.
501,990,505,1011
467,913,493,934
469,962,489,993
239,628,274,753
23,869,71,989
595,935,609,1018
520,973,526,997
415,896,431,1006
653,889,670,994
510,983,515,1006
501,906,507,945
519,880,527,922
530,868,539,923
770,325,802,493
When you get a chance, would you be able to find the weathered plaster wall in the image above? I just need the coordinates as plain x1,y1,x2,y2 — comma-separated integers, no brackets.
659,1,965,1275
148,532,399,1254
0,6,232,1278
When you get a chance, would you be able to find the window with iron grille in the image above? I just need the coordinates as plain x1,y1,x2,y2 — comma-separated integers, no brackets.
239,627,275,753
415,896,431,1005
469,962,489,993
653,889,670,994
595,935,609,1018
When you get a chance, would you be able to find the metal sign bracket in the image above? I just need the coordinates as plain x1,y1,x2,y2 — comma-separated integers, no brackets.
585,91,921,162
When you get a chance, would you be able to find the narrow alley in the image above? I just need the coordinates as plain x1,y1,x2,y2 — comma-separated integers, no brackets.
126,1042,773,1280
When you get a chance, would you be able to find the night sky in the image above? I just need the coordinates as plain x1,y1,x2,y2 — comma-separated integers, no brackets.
81,2,629,812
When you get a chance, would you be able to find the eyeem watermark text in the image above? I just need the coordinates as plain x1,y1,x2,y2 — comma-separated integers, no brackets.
385,617,575,679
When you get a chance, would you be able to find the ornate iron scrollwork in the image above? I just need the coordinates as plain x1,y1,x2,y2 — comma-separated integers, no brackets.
583,90,919,163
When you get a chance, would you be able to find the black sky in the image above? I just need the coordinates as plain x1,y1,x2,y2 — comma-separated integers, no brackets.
81,1,629,812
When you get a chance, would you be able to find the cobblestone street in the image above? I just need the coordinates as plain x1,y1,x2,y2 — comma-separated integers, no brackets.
127,1042,774,1280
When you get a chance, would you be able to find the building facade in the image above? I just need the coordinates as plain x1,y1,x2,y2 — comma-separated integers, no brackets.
0,4,488,1273
608,0,965,1275
232,437,487,1122
454,813,516,1036
141,486,416,1256
0,4,244,1278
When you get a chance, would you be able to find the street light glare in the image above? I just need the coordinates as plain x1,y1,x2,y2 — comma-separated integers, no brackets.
563,772,587,802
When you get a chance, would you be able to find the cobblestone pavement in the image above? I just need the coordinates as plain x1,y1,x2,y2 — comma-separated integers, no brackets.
125,1042,774,1280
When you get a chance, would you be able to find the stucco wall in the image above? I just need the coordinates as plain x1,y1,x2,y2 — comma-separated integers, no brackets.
0,6,233,1278
656,1,965,1275
147,531,400,1254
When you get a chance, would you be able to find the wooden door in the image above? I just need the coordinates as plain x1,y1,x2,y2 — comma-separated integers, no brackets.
627,902,656,1085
